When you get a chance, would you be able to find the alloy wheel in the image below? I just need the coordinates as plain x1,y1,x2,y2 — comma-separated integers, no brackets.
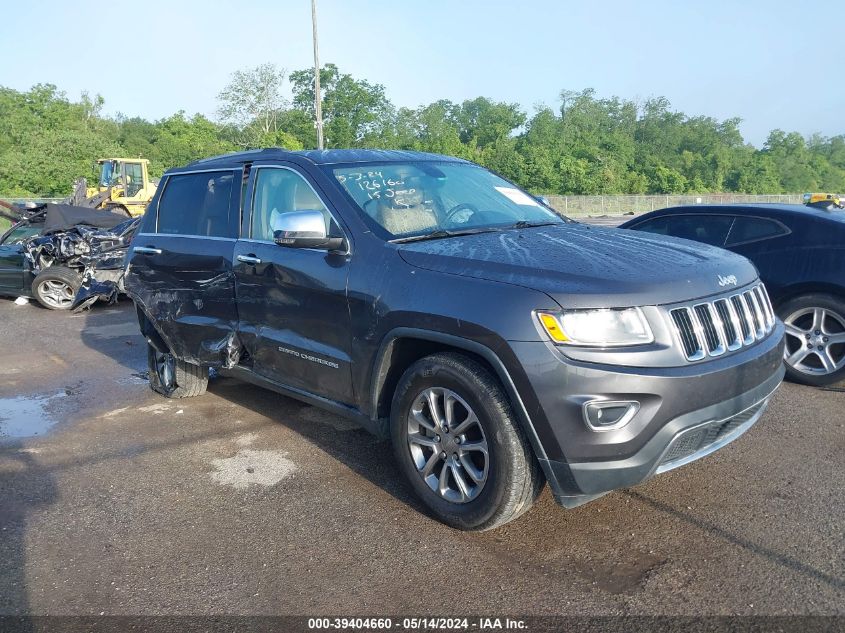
406,387,489,504
783,306,845,376
37,279,74,309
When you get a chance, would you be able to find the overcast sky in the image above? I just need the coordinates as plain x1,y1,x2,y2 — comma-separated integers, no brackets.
1,0,841,147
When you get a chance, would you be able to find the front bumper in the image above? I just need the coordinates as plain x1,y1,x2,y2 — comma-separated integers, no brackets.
547,367,781,506
509,322,785,507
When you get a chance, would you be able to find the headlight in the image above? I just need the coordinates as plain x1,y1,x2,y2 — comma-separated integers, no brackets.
537,307,654,346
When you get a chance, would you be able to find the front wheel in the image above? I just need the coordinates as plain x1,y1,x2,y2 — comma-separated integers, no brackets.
390,352,543,530
31,266,82,310
779,293,845,387
147,343,209,398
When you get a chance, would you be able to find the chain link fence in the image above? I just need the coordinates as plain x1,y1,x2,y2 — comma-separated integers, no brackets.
2,197,65,206
545,194,803,218
1,194,806,232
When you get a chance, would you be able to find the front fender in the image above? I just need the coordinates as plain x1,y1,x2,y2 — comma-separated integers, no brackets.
370,326,550,457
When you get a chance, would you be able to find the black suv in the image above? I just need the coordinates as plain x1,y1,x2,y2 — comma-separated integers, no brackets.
126,150,784,530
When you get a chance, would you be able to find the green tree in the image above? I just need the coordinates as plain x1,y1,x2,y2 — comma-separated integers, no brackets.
1,73,844,199
290,64,394,148
152,112,238,171
455,97,525,150
217,63,293,149
648,165,688,194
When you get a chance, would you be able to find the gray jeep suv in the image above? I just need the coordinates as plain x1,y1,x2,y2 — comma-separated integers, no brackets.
125,149,785,530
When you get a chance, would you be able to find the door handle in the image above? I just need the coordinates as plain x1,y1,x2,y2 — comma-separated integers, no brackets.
236,254,262,265
134,246,162,255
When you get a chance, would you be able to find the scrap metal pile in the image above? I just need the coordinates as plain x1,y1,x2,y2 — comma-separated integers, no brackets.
1,201,139,308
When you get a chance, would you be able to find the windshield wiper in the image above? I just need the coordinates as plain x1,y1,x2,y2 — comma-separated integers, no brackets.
510,220,563,229
390,227,501,244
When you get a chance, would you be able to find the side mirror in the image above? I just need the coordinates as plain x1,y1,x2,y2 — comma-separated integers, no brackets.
272,210,345,252
535,195,551,207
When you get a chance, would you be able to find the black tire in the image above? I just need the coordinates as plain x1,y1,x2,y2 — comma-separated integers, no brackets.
31,266,82,311
777,293,845,387
147,343,209,398
390,352,544,531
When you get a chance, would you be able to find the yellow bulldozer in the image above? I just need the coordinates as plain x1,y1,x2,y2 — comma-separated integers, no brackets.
803,192,843,211
69,158,158,217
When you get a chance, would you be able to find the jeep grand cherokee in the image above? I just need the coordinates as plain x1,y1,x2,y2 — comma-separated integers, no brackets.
125,149,785,530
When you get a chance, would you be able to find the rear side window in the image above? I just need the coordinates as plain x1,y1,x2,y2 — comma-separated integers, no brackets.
633,214,734,247
725,217,787,246
157,171,236,238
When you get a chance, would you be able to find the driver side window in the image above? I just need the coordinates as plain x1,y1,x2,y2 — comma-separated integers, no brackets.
251,169,332,241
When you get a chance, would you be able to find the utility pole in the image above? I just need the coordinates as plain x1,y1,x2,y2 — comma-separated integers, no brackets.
311,0,324,149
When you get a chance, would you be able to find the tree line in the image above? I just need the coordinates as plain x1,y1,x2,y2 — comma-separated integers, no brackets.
1,63,843,198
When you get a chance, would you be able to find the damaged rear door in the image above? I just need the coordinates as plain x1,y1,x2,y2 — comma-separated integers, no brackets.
125,169,241,366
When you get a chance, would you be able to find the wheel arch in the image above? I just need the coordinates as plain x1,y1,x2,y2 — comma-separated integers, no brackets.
33,265,82,281
771,282,845,311
369,328,549,465
134,302,170,355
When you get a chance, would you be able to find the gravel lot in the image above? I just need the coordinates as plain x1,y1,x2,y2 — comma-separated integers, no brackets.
0,298,842,617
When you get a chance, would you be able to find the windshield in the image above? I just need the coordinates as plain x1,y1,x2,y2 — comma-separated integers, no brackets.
331,162,565,240
1,222,42,245
99,161,119,187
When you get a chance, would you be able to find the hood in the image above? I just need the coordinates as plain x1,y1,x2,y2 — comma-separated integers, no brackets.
397,224,759,308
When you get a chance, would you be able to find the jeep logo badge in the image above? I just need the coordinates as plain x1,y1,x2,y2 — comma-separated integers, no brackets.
718,274,738,287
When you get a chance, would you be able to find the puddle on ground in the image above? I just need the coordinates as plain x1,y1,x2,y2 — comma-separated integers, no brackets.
0,391,66,440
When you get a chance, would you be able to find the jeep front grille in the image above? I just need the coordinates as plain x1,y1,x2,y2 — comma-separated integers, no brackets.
669,284,775,361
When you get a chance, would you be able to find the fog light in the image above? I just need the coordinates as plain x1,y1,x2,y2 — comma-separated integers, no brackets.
583,400,639,431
